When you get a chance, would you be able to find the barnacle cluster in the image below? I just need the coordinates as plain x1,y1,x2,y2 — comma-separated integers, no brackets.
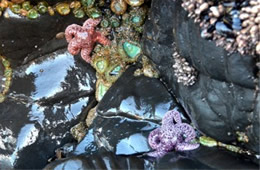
172,51,197,86
0,55,12,103
182,0,260,56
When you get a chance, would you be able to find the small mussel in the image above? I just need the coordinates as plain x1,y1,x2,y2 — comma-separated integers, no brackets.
95,79,111,102
10,4,21,14
85,7,101,19
73,7,85,18
37,1,48,14
56,3,70,15
124,0,144,7
27,8,39,19
118,40,141,63
110,0,127,15
215,21,233,35
81,0,95,8
230,10,241,30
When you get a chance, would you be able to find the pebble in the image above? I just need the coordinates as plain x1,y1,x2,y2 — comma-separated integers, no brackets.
256,42,260,54
240,13,250,20
210,6,220,17
56,32,65,39
199,2,209,13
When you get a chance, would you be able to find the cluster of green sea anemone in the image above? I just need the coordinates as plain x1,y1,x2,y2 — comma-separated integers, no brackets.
0,0,104,19
92,39,142,101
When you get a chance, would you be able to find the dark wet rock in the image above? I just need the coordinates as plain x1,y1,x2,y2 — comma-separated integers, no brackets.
154,146,258,169
97,66,180,121
74,115,159,156
141,0,259,153
0,11,86,67
72,66,181,157
72,128,99,156
71,66,190,157
0,49,96,169
44,153,153,170
45,144,258,170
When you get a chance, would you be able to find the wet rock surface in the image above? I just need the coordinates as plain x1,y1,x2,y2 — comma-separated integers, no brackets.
141,0,259,153
45,146,259,169
0,11,85,67
97,66,179,121
87,115,158,155
73,66,178,156
153,146,258,169
62,66,257,169
44,153,153,170
0,0,259,169
0,17,96,168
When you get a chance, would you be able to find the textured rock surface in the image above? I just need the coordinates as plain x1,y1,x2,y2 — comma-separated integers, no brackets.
141,0,259,153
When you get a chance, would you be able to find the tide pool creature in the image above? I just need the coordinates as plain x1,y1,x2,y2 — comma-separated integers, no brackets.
65,18,111,63
148,109,199,157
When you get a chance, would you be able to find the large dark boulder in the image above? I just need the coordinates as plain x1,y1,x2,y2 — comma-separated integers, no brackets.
0,13,96,169
141,0,259,153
